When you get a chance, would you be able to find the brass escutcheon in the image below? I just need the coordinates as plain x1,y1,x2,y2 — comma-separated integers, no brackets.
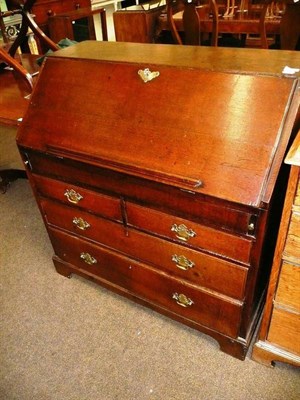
138,68,160,83
172,293,194,307
80,252,97,265
64,189,83,204
171,223,196,242
171,254,195,271
73,217,90,231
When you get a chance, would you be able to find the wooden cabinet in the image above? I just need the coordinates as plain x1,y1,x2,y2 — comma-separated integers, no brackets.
16,41,300,360
113,2,165,43
252,131,300,367
31,0,91,45
32,0,91,27
47,6,108,43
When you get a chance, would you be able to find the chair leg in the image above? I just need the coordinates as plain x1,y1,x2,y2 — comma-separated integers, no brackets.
0,47,33,90
0,169,27,193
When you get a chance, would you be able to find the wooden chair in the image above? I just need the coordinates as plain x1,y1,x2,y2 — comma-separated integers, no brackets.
166,0,219,46
0,0,59,90
260,0,300,50
166,0,245,47
0,0,60,192
280,1,300,50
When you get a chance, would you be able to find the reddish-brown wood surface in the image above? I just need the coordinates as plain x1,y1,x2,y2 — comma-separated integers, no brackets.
40,197,248,299
48,6,108,43
49,226,243,338
18,45,299,207
48,41,300,75
113,5,165,43
28,152,256,235
31,0,90,27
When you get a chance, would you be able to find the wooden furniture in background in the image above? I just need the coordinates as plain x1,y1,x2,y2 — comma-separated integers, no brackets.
278,1,300,50
0,52,36,126
166,0,219,46
0,0,58,191
252,131,300,368
48,6,108,43
30,0,91,38
113,1,166,43
16,41,300,360
157,0,282,47
259,0,300,50
0,47,35,90
0,0,59,89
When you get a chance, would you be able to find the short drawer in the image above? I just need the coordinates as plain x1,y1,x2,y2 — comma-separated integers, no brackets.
267,307,300,355
275,261,300,312
126,202,252,264
23,150,256,236
33,174,122,222
41,199,248,300
49,227,243,338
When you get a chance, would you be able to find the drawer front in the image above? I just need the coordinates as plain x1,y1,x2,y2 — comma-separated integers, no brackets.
49,227,243,338
33,1,67,26
267,308,300,355
33,174,122,222
126,202,252,264
41,199,248,300
23,150,256,236
283,211,300,263
33,0,90,25
275,261,300,312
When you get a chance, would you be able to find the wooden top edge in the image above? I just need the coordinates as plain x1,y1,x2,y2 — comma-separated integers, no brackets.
49,41,300,78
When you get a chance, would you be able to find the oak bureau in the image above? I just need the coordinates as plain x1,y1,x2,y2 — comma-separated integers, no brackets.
17,41,300,359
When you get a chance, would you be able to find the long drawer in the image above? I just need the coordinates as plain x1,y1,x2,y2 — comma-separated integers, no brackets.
48,227,243,338
40,198,248,300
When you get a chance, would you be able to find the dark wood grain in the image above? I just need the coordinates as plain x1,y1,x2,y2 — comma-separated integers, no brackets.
18,56,298,207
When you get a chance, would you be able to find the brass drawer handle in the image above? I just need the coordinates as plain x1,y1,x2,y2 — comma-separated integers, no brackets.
73,217,90,230
64,189,83,204
172,254,195,270
80,252,97,265
171,223,196,242
172,293,194,308
248,222,255,232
